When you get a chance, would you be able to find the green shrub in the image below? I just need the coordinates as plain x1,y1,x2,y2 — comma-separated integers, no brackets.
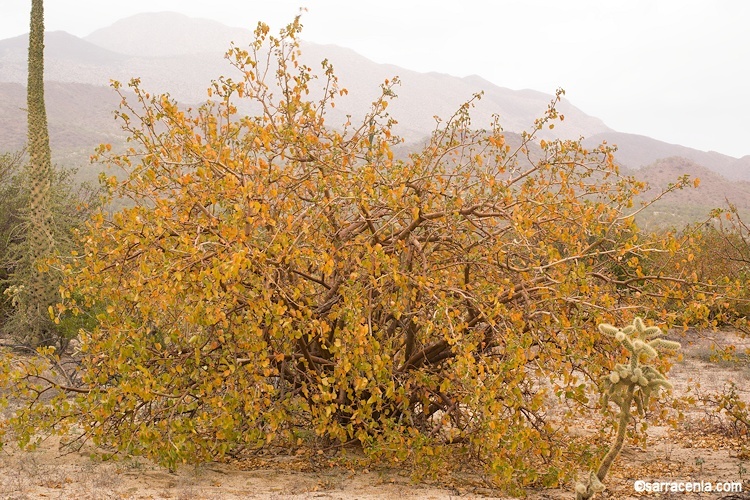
0,148,101,349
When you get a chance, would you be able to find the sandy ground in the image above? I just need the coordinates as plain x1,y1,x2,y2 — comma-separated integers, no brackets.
1,329,748,499
0,444,486,499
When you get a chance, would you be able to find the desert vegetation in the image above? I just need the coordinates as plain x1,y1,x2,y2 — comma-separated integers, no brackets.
1,12,748,500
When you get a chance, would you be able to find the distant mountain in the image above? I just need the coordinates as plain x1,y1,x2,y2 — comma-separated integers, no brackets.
0,30,125,65
728,155,750,181
84,11,253,57
0,81,128,180
0,12,610,143
1,10,748,217
626,157,750,229
0,31,127,84
583,132,750,181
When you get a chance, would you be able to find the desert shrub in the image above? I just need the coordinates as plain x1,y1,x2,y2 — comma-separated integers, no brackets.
620,216,750,329
0,148,100,349
0,150,26,302
712,382,750,435
635,206,750,331
694,207,750,327
5,19,731,492
681,207,750,432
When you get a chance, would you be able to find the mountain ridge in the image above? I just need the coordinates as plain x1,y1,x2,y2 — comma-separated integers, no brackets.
84,11,254,57
583,132,748,181
0,12,611,144
1,11,748,185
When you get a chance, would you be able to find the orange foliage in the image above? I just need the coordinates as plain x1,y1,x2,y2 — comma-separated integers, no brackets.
6,17,735,492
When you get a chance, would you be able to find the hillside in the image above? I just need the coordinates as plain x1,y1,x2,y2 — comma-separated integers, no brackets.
0,81,128,180
84,11,252,57
1,11,748,225
627,157,750,229
0,12,610,144
0,31,127,84
584,132,749,181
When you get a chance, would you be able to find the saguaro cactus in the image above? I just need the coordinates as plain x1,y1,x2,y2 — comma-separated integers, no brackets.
575,317,681,500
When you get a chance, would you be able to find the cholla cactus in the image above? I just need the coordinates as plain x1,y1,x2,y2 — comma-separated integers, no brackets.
576,317,681,500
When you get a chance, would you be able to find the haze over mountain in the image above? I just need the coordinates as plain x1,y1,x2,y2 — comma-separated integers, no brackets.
1,12,609,148
582,132,750,182
626,157,750,228
1,11,749,188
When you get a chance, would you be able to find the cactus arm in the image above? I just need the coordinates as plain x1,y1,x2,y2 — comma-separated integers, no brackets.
649,338,681,351
596,384,634,482
576,317,681,500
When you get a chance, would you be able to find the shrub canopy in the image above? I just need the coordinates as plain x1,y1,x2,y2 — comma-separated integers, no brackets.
14,18,735,492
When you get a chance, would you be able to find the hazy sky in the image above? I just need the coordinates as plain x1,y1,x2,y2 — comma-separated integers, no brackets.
2,0,749,157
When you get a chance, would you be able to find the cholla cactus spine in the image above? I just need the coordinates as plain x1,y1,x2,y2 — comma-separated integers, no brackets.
575,317,681,500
